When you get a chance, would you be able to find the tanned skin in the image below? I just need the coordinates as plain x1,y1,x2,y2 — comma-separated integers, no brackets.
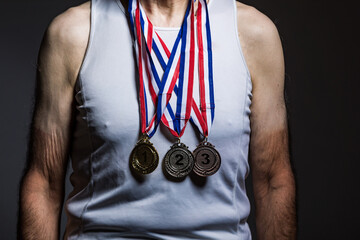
18,3,90,239
237,2,296,239
18,1,296,239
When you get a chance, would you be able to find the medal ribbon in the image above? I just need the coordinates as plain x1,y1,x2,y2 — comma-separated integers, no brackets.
129,0,194,138
192,0,215,138
155,0,215,138
129,0,180,137
128,0,214,139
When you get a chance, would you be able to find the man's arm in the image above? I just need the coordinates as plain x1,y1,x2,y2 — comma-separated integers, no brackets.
237,3,296,240
18,3,90,239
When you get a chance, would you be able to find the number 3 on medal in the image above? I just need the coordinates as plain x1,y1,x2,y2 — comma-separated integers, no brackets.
201,153,210,165
193,141,221,177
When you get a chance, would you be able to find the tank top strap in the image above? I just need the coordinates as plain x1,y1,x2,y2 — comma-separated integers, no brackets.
209,0,251,78
91,0,126,13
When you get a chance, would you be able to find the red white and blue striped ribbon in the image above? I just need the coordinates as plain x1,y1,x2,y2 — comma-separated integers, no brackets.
156,0,215,138
194,0,215,137
128,0,184,137
128,0,214,139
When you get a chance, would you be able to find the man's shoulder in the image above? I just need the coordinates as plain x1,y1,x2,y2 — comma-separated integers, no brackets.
235,1,283,83
236,2,280,50
39,2,91,86
46,1,90,51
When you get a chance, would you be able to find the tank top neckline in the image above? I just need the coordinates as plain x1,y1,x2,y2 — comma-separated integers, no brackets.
114,0,214,31
153,26,180,31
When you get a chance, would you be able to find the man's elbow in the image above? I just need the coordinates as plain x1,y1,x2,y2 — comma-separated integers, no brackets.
252,163,295,202
20,168,64,209
269,167,295,192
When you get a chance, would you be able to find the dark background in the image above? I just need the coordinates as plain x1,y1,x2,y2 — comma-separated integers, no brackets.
1,0,359,239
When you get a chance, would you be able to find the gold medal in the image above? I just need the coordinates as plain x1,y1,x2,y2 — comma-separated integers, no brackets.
130,135,159,175
193,140,221,177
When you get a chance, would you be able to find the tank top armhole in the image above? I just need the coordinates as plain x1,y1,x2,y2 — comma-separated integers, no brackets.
76,0,96,88
232,0,252,82
71,1,97,235
114,0,126,14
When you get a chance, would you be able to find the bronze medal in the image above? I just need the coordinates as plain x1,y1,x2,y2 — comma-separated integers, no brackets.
193,141,221,177
164,141,194,178
130,136,159,175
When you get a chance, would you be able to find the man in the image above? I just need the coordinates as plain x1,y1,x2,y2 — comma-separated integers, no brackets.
19,0,296,239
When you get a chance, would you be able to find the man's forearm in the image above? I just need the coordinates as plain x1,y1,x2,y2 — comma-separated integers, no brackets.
18,171,63,240
254,172,296,240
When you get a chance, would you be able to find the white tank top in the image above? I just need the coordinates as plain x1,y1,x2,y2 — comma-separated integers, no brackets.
65,0,253,239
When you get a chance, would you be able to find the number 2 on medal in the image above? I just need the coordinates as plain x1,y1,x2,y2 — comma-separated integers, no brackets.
142,151,147,163
175,154,184,166
201,153,210,165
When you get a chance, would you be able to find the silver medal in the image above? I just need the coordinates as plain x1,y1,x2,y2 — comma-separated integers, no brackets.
164,141,194,178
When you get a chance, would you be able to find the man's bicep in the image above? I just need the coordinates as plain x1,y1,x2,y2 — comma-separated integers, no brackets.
249,98,289,183
27,18,76,185
249,69,289,186
240,9,290,185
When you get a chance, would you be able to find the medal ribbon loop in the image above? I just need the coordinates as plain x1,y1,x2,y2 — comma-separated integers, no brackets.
152,0,215,138
128,0,214,139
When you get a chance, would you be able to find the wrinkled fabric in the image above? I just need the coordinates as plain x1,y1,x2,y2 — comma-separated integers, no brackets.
64,0,252,239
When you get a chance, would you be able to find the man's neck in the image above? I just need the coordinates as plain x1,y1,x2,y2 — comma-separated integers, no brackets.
140,0,190,27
